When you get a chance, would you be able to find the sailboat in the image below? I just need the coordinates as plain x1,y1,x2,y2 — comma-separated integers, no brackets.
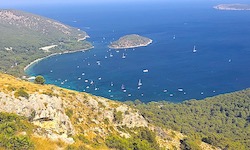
193,45,197,53
122,53,126,59
110,53,113,57
138,79,142,86
121,84,125,90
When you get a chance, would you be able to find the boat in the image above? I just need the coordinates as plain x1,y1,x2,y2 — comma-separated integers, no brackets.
143,69,149,73
97,61,101,65
110,53,113,57
138,79,142,86
121,84,125,90
122,53,126,59
110,82,114,86
193,45,197,53
90,80,94,85
178,88,183,92
173,35,176,40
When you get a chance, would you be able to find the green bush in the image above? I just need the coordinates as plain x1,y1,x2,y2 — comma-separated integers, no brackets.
14,89,29,99
0,112,34,150
113,110,123,123
105,128,161,150
34,75,45,85
65,109,73,118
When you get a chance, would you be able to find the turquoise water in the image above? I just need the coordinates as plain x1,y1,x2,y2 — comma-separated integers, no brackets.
25,1,250,102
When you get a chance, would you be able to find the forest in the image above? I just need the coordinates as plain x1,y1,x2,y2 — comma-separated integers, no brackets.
130,89,250,150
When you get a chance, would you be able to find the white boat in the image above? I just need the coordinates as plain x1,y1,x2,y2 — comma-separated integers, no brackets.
97,61,101,65
110,82,114,86
143,69,149,73
193,45,197,53
90,80,94,85
122,53,126,59
121,84,125,90
178,88,183,92
110,53,113,57
138,79,142,86
173,35,176,40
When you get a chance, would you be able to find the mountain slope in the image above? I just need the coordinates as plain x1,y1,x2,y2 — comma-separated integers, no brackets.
0,73,191,150
0,9,92,76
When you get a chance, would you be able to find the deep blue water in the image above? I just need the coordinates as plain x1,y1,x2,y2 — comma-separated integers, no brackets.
22,1,250,102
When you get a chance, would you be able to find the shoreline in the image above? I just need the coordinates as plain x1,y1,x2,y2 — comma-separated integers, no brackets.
108,39,153,50
23,46,94,74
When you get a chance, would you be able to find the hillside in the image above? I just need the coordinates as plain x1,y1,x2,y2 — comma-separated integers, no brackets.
0,9,93,76
0,73,193,150
109,34,152,49
134,89,250,150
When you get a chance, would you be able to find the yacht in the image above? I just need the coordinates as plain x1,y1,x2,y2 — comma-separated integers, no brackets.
138,79,142,86
122,53,126,59
193,45,197,53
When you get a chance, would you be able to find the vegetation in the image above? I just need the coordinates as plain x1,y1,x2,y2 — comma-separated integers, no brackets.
134,89,250,150
0,9,92,76
0,112,34,150
105,127,161,150
34,76,45,85
14,88,29,99
109,34,152,49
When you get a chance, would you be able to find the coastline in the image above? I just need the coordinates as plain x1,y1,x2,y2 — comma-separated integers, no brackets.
23,46,94,74
108,39,153,49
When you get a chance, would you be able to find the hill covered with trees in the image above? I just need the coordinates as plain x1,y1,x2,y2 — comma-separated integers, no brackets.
134,89,250,150
0,9,92,76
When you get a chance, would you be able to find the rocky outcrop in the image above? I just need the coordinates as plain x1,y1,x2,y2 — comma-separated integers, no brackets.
0,92,74,143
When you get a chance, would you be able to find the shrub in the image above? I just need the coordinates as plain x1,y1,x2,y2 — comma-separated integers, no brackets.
34,75,45,85
65,109,73,118
113,110,123,123
14,89,29,99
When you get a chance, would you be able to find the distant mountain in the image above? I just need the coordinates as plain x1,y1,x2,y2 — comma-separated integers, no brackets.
214,4,250,10
0,9,92,76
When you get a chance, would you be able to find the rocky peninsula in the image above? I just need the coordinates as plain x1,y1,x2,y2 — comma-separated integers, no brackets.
214,4,250,10
109,34,152,49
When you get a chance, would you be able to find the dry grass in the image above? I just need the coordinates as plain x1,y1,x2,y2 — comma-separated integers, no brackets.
31,136,66,150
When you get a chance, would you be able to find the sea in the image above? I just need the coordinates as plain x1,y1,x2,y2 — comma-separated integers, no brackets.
18,0,250,103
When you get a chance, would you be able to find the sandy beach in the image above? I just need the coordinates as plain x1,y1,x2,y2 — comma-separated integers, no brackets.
23,46,94,72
